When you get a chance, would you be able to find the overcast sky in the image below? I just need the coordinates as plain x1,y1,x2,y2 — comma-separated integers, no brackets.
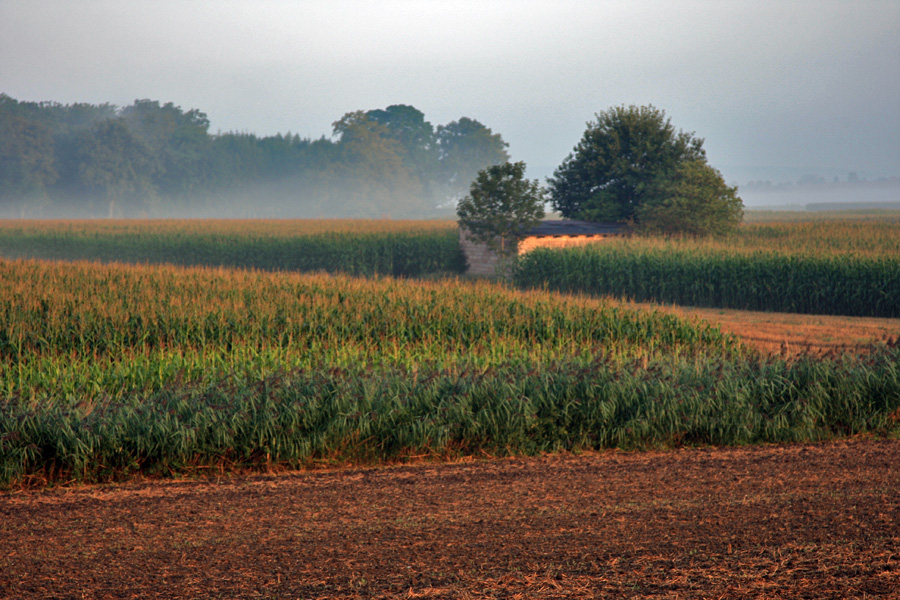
2,0,898,185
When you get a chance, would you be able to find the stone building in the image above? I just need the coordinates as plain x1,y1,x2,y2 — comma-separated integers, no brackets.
459,220,625,276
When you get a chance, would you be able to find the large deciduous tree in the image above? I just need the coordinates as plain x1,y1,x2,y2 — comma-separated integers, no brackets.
365,105,439,187
548,104,742,235
456,161,545,258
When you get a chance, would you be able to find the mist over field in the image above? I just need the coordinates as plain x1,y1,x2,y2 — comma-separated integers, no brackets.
0,98,506,219
1,1,898,219
0,185,451,221
739,180,900,210
126,180,458,221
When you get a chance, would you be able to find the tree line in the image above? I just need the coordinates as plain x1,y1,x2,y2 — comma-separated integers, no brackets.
0,95,509,218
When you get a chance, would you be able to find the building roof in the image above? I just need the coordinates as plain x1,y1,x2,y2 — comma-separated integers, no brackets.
525,220,625,237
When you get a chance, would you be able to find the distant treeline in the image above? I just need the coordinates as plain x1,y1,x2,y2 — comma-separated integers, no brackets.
0,95,509,218
743,175,900,193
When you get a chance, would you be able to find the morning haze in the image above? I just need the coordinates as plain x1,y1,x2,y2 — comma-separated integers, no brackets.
1,0,898,216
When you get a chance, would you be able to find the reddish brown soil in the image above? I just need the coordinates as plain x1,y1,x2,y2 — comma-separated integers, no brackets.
2,439,898,599
621,301,900,356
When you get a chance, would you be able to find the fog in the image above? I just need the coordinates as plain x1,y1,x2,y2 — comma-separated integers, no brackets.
0,180,458,221
740,182,900,211
1,0,899,217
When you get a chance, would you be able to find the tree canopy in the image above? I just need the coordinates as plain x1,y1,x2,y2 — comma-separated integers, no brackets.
548,104,742,234
437,117,510,202
636,159,743,236
365,104,439,187
456,161,545,257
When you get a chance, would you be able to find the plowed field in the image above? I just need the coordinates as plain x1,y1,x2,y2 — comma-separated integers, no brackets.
621,302,899,356
2,439,898,599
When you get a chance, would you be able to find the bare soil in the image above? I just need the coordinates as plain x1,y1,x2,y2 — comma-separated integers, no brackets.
2,439,898,599
620,301,900,356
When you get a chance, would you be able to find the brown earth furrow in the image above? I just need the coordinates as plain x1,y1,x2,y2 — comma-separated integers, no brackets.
2,439,898,599
618,301,900,356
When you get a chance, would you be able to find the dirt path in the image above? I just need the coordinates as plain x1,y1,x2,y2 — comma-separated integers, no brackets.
2,439,898,599
621,301,900,355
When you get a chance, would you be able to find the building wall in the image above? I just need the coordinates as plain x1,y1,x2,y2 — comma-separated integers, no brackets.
460,228,619,276
459,228,502,276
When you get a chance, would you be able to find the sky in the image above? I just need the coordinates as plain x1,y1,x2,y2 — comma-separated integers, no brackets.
2,0,899,189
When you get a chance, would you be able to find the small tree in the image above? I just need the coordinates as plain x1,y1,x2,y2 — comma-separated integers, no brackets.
457,161,545,267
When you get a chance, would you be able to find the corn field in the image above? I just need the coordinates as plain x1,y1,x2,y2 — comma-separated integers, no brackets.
709,215,900,258
2,256,899,487
515,218,900,317
0,219,465,277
